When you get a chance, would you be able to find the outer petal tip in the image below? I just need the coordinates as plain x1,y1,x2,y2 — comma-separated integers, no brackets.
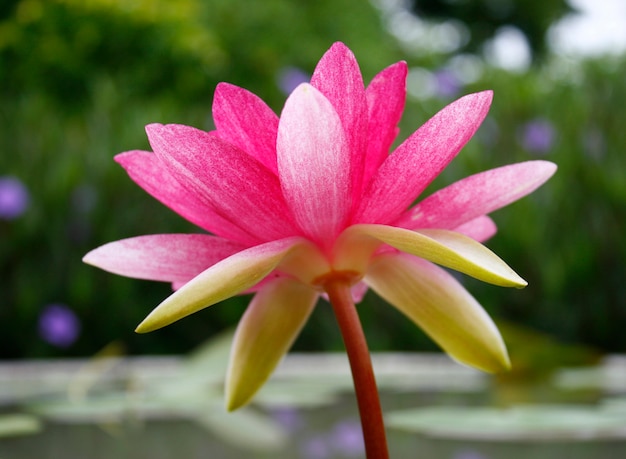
81,245,113,271
144,123,164,138
478,89,493,102
225,395,241,412
82,251,94,265
134,323,150,334
134,310,168,334
464,343,511,374
515,278,528,289
540,160,558,176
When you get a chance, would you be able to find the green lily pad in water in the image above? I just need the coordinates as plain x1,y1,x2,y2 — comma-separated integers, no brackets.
0,414,41,438
387,404,626,441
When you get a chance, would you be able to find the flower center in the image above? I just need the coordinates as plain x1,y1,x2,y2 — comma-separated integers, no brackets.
312,270,363,289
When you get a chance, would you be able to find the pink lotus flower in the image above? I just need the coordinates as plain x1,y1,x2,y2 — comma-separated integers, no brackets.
84,43,556,412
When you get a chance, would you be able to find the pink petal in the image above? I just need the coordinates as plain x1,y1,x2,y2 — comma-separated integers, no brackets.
311,42,368,199
365,253,510,373
212,83,280,174
454,216,498,242
277,84,351,246
83,234,244,283
146,123,299,243
396,160,557,230
320,281,369,305
116,151,257,245
355,91,493,225
363,61,408,188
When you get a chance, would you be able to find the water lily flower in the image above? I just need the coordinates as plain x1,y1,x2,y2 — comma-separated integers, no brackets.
84,42,555,425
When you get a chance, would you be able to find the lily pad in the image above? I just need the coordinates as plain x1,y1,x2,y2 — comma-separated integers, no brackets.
197,403,287,452
387,404,626,441
0,414,41,437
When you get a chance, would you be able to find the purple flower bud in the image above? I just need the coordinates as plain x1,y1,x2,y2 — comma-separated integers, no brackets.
519,118,555,154
0,176,29,220
277,67,310,95
331,420,365,456
271,406,304,432
434,69,462,98
38,304,81,348
301,435,331,459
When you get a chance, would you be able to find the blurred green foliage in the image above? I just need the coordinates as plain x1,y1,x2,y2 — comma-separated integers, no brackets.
0,0,624,359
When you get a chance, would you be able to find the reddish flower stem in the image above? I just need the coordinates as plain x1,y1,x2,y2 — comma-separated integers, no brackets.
325,277,389,459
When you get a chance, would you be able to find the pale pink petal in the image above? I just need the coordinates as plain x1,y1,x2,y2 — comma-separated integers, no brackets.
146,124,299,243
350,281,369,304
311,42,368,199
212,83,279,174
396,161,557,230
320,281,369,304
339,224,526,287
277,84,351,245
116,151,256,244
355,91,493,224
454,216,497,242
83,234,244,283
363,61,408,188
135,237,326,333
365,253,510,373
226,278,318,410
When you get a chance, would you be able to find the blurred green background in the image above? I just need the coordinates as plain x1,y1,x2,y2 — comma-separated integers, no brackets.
1,0,624,361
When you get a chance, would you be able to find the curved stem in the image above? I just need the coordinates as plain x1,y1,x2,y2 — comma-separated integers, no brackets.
325,278,389,459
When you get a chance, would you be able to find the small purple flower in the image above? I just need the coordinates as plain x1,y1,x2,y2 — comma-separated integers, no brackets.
277,66,310,95
519,118,555,154
271,406,304,432
330,420,365,457
434,68,462,98
38,304,81,348
301,435,331,459
0,176,29,220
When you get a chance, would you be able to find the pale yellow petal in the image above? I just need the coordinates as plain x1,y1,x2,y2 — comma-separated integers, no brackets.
225,278,318,411
365,253,510,373
342,224,526,287
136,237,321,333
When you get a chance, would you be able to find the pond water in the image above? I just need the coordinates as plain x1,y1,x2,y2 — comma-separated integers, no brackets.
0,350,624,459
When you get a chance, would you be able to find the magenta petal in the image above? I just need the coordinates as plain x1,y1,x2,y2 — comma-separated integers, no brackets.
363,61,408,189
396,160,557,230
116,151,257,244
454,216,497,243
146,123,299,243
212,83,280,174
311,42,368,199
356,91,493,224
83,234,244,283
277,84,351,245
